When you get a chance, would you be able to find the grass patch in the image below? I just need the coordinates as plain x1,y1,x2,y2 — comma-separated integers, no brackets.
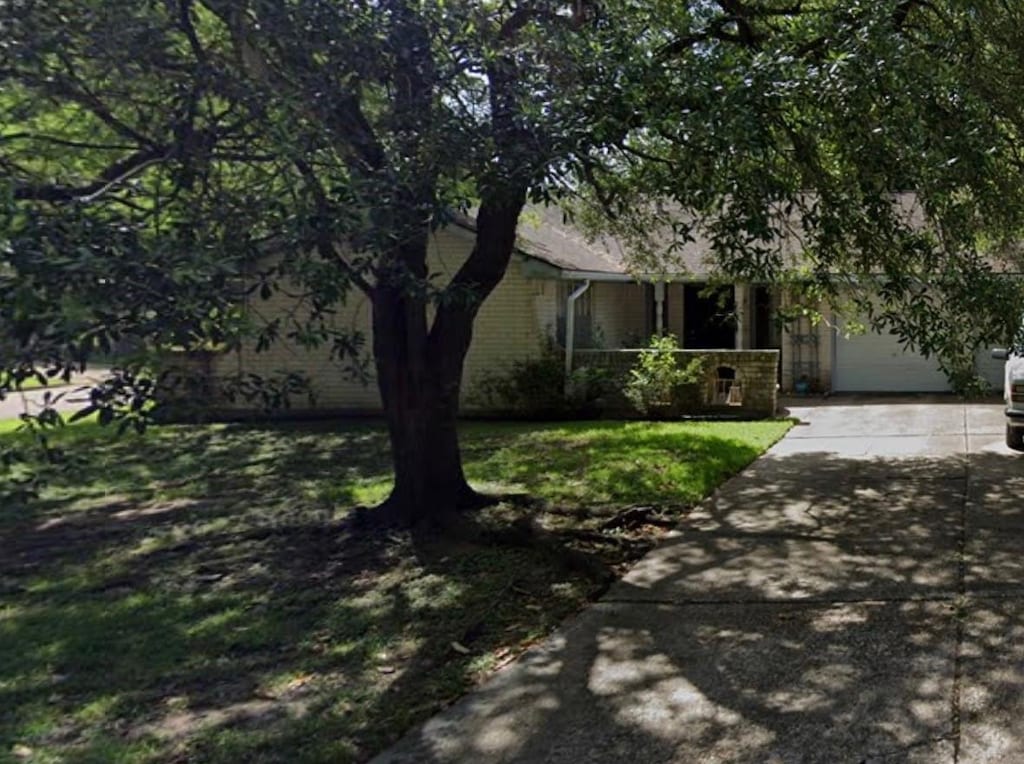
0,418,25,435
0,417,790,762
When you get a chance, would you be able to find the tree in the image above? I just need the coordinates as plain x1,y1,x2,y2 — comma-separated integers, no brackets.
3,1,1024,524
2,0,606,523
572,1,1024,384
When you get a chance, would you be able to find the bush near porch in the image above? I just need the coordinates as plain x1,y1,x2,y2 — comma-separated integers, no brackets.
476,341,780,419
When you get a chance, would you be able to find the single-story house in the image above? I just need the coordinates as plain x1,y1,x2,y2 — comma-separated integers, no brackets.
191,206,1005,416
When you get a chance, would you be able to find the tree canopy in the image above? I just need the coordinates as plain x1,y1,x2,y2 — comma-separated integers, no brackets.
3,1,1024,516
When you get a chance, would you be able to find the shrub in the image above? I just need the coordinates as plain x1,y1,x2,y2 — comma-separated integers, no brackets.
475,343,614,417
624,334,705,417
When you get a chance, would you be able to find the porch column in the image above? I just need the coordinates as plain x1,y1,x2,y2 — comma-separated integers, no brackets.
734,283,750,349
654,281,666,334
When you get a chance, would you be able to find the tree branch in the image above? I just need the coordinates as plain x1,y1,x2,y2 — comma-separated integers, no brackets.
657,17,752,58
292,158,374,296
199,0,386,174
0,133,139,151
38,68,156,147
177,0,208,67
13,146,168,203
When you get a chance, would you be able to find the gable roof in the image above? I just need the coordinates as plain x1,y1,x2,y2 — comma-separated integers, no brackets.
454,206,716,278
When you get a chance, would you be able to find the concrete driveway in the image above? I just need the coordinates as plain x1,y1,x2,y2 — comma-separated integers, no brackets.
0,375,103,421
377,396,1024,763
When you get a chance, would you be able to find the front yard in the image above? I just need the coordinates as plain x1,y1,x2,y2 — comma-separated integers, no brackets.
0,417,790,763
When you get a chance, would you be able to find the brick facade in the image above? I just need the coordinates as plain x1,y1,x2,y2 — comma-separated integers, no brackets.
173,228,784,416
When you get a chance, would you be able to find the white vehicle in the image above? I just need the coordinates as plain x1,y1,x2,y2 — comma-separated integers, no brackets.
992,343,1024,451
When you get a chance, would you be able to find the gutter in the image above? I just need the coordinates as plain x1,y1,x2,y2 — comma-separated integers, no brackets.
559,269,637,282
564,279,592,394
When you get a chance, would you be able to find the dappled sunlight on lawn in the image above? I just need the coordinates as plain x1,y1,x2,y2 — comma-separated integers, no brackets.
0,416,789,762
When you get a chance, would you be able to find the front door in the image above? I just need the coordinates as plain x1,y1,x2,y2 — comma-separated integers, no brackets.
683,284,736,349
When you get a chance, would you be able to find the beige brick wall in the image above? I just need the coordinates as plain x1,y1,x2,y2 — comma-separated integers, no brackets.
532,278,559,344
590,281,648,347
209,228,547,413
461,255,549,409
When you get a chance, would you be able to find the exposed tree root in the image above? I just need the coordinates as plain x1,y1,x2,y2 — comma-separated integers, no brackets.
351,487,501,532
351,493,676,597
600,504,679,532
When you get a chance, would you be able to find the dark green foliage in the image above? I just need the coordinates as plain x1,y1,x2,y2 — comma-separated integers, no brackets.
5,0,1024,500
476,344,614,418
572,1,1024,378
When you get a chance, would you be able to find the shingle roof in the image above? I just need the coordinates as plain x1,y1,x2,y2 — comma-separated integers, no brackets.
456,197,1024,279
455,206,716,277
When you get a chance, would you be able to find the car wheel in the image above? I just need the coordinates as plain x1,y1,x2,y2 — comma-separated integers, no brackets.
1008,424,1024,452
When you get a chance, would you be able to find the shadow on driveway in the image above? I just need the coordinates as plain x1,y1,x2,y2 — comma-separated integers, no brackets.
377,440,1023,763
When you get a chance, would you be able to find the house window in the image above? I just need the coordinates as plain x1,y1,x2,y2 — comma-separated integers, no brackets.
557,281,594,347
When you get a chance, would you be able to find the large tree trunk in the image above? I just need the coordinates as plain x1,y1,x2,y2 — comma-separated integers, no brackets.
372,281,476,528
372,191,526,528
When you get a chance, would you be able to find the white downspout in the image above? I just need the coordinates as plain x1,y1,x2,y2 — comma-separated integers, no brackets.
564,279,592,393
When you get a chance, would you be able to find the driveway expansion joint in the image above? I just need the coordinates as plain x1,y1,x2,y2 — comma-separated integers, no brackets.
950,403,970,763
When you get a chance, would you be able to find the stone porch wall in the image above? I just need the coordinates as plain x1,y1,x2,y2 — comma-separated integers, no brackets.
575,349,780,417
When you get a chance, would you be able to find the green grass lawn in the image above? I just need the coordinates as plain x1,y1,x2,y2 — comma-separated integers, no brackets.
0,417,790,763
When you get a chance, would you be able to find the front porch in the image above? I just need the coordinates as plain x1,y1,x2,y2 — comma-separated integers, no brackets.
556,277,785,415
557,279,783,354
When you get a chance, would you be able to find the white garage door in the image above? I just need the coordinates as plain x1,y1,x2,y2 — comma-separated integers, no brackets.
975,347,1006,391
833,325,951,392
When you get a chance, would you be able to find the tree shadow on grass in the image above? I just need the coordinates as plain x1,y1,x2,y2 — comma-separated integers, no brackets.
0,420,392,572
0,513,604,762
0,419,774,757
0,418,783,762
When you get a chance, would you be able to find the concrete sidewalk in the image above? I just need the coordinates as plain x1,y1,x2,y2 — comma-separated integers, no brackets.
0,370,108,421
376,397,1024,763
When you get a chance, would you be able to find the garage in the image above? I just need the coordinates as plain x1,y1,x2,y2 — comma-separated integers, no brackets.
832,324,951,392
974,347,1007,390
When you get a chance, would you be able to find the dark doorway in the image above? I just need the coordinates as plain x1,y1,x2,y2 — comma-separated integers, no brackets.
683,284,736,349
753,285,780,349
